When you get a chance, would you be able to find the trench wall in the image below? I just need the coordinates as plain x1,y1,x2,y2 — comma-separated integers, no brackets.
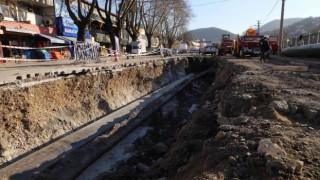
0,57,209,166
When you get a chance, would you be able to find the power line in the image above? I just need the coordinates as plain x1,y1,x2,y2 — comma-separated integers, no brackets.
262,0,280,23
190,0,228,7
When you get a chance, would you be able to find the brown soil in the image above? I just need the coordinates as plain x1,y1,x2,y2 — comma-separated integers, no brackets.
148,58,320,179
0,60,187,166
100,58,320,180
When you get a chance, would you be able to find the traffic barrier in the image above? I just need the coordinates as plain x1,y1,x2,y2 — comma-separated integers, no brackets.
1,45,70,50
74,42,100,62
114,51,119,62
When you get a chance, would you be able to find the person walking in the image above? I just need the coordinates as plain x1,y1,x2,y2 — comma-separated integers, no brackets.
259,35,270,62
297,34,304,46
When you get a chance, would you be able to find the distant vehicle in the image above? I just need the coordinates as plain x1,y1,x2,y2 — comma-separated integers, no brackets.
179,43,188,53
218,34,234,55
161,48,172,57
131,40,147,54
171,48,177,55
189,47,199,53
233,28,263,57
201,45,217,55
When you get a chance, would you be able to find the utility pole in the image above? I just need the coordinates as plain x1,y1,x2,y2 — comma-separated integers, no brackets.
278,0,285,55
257,20,261,35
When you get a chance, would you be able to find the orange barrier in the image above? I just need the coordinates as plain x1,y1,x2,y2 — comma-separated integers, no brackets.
50,51,63,60
114,51,119,62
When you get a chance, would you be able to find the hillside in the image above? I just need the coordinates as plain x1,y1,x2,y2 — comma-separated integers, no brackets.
260,18,303,32
262,17,320,37
188,27,236,43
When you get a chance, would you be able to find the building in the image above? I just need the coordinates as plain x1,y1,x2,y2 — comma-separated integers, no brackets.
0,0,70,59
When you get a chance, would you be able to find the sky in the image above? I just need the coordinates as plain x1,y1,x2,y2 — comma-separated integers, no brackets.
187,0,320,34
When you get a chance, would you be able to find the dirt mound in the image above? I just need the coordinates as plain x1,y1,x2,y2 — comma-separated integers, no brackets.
146,59,320,179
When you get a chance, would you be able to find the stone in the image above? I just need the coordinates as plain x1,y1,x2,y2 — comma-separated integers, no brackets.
218,125,235,131
293,160,304,174
303,108,318,120
266,155,304,174
257,139,287,156
288,103,298,114
154,142,168,154
137,163,150,172
268,100,290,113
215,131,227,139
248,106,257,115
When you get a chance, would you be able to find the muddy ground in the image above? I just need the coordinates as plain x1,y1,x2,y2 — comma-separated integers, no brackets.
100,57,320,180
0,59,190,166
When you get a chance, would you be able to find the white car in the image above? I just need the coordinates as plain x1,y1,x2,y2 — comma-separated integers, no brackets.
202,46,217,55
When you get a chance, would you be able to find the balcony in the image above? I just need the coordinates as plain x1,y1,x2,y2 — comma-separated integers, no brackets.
18,0,53,7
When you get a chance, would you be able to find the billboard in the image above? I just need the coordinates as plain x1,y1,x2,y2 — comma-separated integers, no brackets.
54,0,90,38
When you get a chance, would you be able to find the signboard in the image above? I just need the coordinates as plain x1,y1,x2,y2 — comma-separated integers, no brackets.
243,36,262,41
54,0,90,38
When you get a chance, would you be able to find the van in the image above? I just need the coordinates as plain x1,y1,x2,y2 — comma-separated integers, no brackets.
131,40,147,54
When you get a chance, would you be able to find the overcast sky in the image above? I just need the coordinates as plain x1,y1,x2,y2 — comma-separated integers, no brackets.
187,0,320,34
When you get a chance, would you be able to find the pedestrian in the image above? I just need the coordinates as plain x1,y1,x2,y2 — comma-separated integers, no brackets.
297,34,304,46
259,35,270,62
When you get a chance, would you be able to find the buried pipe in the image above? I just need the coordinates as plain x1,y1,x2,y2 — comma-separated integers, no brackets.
0,68,211,180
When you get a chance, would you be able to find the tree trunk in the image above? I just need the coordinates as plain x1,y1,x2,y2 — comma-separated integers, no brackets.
104,19,116,50
168,38,174,48
129,33,138,41
77,24,87,42
146,33,152,49
126,27,138,42
114,26,123,51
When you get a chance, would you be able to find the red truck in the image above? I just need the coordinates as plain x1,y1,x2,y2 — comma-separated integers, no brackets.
268,36,279,55
218,34,234,55
233,28,263,57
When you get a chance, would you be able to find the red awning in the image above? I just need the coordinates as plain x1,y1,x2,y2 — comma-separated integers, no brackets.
0,21,56,35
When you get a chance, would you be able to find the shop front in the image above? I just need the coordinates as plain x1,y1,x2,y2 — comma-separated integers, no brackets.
0,21,71,60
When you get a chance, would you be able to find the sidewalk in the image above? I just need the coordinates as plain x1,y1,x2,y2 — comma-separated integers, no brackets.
0,55,164,85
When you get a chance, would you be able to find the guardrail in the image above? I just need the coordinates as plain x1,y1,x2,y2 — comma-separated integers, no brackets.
281,30,320,49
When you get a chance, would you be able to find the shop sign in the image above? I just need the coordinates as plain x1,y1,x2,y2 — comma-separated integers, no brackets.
95,33,110,43
54,0,90,38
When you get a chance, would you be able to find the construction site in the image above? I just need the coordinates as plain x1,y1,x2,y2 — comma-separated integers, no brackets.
0,54,319,179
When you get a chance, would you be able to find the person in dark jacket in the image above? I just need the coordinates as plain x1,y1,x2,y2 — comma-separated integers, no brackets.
259,36,270,62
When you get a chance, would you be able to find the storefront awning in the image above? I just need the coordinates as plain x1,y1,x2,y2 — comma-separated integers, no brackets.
38,34,71,44
2,26,37,34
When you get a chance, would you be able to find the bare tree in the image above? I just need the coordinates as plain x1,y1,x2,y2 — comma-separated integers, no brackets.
142,0,171,49
125,0,144,41
178,31,194,43
65,0,97,41
97,0,136,49
162,0,191,48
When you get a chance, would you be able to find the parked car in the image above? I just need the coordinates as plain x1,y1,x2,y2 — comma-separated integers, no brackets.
0,6,4,22
202,46,217,55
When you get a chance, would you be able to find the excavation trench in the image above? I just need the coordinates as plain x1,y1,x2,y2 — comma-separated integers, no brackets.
0,57,216,179
33,72,214,180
